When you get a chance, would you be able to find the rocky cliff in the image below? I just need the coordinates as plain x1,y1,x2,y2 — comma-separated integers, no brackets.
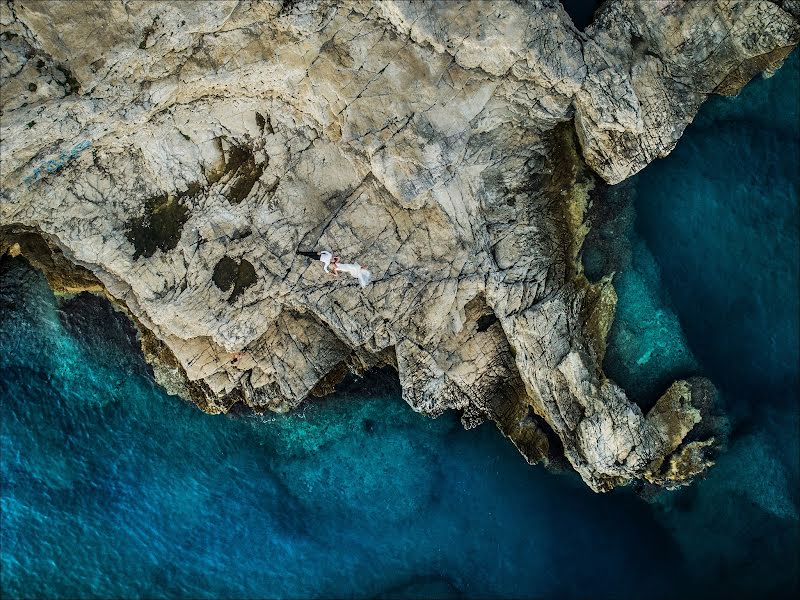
1,0,797,492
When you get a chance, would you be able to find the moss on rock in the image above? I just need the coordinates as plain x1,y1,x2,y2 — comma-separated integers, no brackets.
125,193,189,259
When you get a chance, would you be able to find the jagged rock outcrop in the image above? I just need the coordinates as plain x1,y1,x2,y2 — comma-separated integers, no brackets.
576,0,798,182
1,0,796,491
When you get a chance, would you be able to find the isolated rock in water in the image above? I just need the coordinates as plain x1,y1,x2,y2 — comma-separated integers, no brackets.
1,0,796,492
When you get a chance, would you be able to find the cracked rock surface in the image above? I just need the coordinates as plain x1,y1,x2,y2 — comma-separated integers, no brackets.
1,0,796,491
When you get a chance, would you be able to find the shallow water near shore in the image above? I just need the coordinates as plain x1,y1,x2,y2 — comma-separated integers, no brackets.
2,54,798,599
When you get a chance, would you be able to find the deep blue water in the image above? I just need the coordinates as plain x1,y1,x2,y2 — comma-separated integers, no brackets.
2,54,798,599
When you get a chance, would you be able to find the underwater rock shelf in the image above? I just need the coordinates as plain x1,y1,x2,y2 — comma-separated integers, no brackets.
1,0,797,492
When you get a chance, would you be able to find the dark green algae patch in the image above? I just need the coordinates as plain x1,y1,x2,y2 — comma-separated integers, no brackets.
125,192,191,260
125,138,266,260
212,256,257,303
223,143,264,205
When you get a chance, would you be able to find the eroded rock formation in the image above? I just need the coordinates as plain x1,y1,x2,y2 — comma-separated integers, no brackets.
1,0,796,491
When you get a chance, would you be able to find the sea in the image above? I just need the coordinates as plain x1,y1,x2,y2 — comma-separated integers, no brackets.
1,49,797,600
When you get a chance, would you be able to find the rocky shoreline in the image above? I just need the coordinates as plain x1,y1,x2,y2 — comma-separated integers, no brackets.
1,0,797,491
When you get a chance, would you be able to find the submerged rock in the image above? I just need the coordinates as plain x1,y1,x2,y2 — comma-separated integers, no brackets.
1,0,796,492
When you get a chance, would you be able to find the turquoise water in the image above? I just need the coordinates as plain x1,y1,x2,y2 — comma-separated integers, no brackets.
583,186,701,409
586,51,800,598
0,259,681,599
2,54,798,599
628,52,800,598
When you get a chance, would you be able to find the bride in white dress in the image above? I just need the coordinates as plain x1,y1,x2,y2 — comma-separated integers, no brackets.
299,250,372,287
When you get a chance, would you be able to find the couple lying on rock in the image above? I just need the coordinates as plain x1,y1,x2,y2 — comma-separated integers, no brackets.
297,250,372,287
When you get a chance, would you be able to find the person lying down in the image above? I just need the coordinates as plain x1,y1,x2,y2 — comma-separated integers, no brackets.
297,250,372,287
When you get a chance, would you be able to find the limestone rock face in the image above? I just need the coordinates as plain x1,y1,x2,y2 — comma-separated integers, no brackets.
1,0,796,492
576,0,799,183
